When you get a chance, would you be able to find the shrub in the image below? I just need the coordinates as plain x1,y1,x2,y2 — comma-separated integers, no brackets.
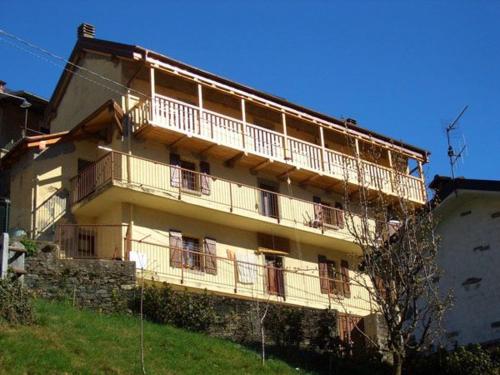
266,305,304,348
20,237,38,257
409,345,499,375
0,279,35,325
133,283,216,332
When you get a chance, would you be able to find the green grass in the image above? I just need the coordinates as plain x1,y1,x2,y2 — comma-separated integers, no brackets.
0,300,305,375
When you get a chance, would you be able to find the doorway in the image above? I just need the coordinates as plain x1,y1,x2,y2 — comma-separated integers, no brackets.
259,182,279,219
265,255,285,298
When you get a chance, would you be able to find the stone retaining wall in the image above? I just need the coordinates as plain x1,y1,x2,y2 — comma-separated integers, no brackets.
25,247,136,312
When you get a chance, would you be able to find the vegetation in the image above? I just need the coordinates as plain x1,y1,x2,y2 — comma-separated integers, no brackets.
408,345,500,375
0,279,35,325
341,146,451,375
0,299,303,375
20,237,38,257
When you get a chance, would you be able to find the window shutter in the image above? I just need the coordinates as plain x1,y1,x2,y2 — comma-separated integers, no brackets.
204,237,217,275
335,202,344,228
340,260,351,298
170,153,181,188
169,230,182,268
313,196,323,225
200,161,211,195
318,255,329,294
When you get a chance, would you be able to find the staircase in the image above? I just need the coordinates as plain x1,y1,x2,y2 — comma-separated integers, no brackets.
0,233,27,282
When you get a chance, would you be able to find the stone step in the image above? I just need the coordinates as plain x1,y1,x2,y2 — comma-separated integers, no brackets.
10,267,27,275
9,245,27,254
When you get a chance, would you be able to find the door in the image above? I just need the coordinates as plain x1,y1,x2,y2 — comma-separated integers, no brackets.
265,255,285,298
180,160,197,191
259,182,279,219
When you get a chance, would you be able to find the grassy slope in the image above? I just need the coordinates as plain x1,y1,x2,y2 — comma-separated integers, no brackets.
0,300,304,375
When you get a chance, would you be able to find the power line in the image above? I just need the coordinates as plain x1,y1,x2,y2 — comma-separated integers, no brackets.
0,28,149,99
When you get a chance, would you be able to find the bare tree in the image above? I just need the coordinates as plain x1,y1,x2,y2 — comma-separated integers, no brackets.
337,139,451,375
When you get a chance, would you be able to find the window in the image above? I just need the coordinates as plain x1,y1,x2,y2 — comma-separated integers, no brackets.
337,313,365,349
169,230,217,274
318,256,350,297
259,182,279,219
313,197,345,228
182,236,201,269
170,153,211,195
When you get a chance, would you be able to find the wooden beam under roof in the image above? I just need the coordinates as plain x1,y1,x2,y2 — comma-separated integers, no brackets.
224,151,247,168
250,159,273,175
197,144,217,159
277,166,297,181
299,173,321,188
168,134,189,149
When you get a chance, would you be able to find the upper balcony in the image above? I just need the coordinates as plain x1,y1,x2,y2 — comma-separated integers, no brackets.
70,151,371,252
125,78,426,204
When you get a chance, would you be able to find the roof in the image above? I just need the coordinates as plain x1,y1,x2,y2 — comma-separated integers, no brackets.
1,99,123,169
0,132,68,169
46,35,429,160
430,175,500,202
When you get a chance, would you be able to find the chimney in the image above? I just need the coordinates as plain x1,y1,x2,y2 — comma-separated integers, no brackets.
345,118,357,126
0,80,6,93
77,23,95,39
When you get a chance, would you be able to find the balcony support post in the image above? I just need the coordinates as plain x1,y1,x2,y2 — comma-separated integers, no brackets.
418,160,425,200
198,84,204,135
229,183,234,212
354,138,363,186
282,112,289,161
240,98,246,150
150,66,156,122
387,149,395,192
319,126,327,174
233,258,238,293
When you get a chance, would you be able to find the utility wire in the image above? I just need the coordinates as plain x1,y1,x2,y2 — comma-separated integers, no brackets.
0,28,149,99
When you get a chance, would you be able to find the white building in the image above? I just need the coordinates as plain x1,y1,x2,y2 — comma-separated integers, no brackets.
430,176,500,347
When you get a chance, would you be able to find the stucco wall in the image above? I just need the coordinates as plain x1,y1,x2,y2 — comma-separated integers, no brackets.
436,192,500,346
50,53,123,133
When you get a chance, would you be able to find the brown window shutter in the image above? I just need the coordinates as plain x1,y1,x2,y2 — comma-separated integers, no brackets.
170,153,181,188
340,260,351,298
200,161,210,195
204,237,217,275
169,230,183,268
318,255,329,294
375,275,386,300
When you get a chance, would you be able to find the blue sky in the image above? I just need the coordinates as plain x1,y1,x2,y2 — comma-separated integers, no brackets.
1,1,499,182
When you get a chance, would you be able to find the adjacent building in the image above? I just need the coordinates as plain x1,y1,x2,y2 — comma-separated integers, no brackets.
430,176,500,347
1,24,429,341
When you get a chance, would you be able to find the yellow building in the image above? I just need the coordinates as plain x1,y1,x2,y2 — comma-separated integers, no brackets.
2,24,428,338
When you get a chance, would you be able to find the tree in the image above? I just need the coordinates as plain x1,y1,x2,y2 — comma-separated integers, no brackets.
337,139,451,375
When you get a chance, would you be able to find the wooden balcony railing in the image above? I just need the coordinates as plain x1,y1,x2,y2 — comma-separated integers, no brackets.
129,94,426,203
70,151,355,240
54,223,374,313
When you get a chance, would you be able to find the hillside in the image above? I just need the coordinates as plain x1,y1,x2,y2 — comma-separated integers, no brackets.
0,300,305,375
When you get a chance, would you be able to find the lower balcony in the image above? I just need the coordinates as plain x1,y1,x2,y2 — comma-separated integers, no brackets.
55,224,374,315
70,151,368,252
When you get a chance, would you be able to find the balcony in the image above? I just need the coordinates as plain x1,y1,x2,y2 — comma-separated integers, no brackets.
128,94,426,204
55,224,374,314
70,151,367,251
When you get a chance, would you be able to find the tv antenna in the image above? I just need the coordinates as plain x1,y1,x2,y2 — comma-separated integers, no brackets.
446,105,468,179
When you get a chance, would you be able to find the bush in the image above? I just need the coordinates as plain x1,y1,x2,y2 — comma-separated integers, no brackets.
20,237,38,257
266,305,304,348
0,279,35,325
133,283,217,332
409,345,499,375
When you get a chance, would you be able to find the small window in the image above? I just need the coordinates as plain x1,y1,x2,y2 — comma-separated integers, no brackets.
182,236,201,270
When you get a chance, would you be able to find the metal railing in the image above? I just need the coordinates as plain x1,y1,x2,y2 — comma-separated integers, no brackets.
129,93,426,203
128,236,372,313
56,224,130,259
70,151,352,239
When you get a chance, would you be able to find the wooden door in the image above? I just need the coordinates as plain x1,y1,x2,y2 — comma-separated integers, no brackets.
265,255,285,298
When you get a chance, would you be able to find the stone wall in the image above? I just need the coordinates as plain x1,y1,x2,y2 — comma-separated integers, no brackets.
25,246,136,312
